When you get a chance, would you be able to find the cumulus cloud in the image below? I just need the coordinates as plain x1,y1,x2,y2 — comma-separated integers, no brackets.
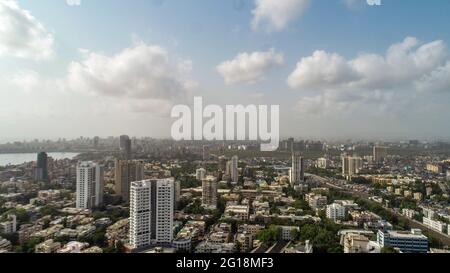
288,37,449,91
287,50,359,89
251,0,310,32
290,37,450,117
67,42,195,102
415,61,450,93
0,0,54,60
216,49,284,85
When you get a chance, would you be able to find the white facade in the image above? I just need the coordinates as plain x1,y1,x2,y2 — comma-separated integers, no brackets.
317,158,329,169
402,209,416,219
326,203,346,221
0,215,17,234
129,178,174,250
196,168,206,181
290,153,304,185
423,217,446,233
76,162,104,209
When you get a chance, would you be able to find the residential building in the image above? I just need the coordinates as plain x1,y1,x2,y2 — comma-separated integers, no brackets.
326,203,346,221
36,152,48,181
342,155,363,178
423,217,446,233
373,146,388,163
230,156,239,183
202,176,218,209
305,193,327,210
317,158,330,169
280,226,300,241
0,215,17,234
35,239,62,253
343,233,380,253
224,204,249,221
290,152,304,185
129,179,174,250
76,161,104,209
114,159,144,203
235,232,253,253
196,168,206,181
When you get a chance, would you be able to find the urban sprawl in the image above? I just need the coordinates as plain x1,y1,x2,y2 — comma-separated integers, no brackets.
1,137,450,254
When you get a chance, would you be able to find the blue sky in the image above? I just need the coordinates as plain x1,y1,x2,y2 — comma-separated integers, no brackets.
1,0,450,142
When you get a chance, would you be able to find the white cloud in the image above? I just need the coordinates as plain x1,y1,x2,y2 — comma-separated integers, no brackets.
66,0,81,6
0,0,54,60
415,61,450,93
67,41,195,102
288,37,448,91
251,0,310,32
287,50,359,89
216,49,284,85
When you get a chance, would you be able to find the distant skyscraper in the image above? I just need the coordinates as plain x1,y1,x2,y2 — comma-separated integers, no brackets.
36,152,48,181
119,135,132,159
129,178,174,249
290,152,304,185
119,135,129,150
342,155,363,178
114,160,144,203
202,176,218,209
76,161,104,209
93,136,100,148
373,146,388,164
230,156,239,183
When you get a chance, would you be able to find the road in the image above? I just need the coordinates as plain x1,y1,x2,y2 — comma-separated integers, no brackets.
311,175,450,247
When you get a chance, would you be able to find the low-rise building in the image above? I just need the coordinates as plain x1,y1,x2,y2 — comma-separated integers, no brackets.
377,229,428,253
35,239,62,253
402,209,416,219
238,224,264,236
343,233,380,253
224,204,249,221
57,241,90,253
423,217,446,233
305,193,327,210
0,237,12,252
18,224,43,244
0,215,17,234
235,232,253,253
280,226,300,241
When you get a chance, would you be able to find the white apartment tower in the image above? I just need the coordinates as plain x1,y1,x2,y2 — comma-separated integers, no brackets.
291,153,305,185
129,178,174,250
76,161,104,209
326,203,346,221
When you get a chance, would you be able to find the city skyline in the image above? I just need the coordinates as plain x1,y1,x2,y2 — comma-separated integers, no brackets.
1,0,450,142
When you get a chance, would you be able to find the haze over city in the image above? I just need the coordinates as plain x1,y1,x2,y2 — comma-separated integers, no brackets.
1,0,450,143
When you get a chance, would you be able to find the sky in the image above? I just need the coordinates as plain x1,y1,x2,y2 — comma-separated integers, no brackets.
0,0,450,143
